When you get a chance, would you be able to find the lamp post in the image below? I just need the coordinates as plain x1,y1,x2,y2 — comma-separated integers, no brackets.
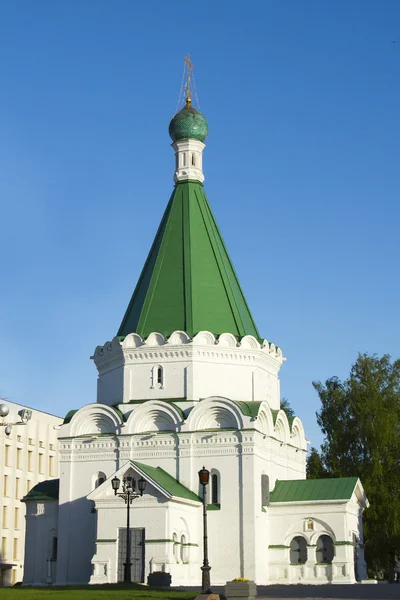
112,474,146,583
198,466,212,594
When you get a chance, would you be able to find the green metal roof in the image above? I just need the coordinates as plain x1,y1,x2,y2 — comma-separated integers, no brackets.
133,461,200,503
270,477,359,503
118,181,260,339
235,401,262,418
22,479,59,502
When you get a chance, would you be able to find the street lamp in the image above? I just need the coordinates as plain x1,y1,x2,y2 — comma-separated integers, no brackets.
112,474,146,583
0,402,32,435
198,466,212,594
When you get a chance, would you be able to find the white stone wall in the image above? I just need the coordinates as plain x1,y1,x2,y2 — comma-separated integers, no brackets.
93,331,283,409
0,402,61,586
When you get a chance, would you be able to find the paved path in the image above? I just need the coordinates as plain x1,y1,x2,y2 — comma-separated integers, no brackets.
175,584,400,599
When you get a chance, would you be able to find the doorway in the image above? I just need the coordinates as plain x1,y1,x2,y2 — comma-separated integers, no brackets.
117,528,145,583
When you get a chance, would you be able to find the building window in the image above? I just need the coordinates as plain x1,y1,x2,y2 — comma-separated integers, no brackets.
2,506,7,528
38,453,44,474
3,475,9,497
1,537,7,558
26,480,32,494
173,533,179,561
13,537,18,560
16,448,22,469
191,153,196,166
51,536,58,560
152,365,164,389
49,443,54,451
28,437,33,445
15,477,20,499
39,441,44,448
316,535,334,564
14,507,19,529
211,473,219,505
28,450,33,472
5,445,11,466
180,535,188,562
290,536,308,564
94,472,106,489
49,455,54,476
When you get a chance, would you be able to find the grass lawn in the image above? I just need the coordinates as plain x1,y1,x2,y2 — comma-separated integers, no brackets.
0,583,197,600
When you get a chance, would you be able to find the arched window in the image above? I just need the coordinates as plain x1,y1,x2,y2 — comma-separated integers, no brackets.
290,536,307,564
152,365,164,389
180,534,188,562
173,533,179,561
94,472,106,489
316,535,334,564
211,473,219,504
51,536,58,560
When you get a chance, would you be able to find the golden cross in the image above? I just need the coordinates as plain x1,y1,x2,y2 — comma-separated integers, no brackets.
184,54,194,104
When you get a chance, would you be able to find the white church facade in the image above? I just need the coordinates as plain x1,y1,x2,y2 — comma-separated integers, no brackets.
22,72,369,587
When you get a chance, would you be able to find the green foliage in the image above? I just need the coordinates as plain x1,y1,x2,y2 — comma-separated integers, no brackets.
306,447,330,479
313,353,400,577
280,397,295,419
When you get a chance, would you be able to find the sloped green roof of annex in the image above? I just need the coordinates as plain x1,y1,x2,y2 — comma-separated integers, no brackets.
134,461,200,502
270,477,359,503
22,479,59,502
118,181,260,340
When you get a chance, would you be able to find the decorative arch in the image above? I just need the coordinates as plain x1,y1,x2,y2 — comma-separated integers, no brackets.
121,333,144,348
186,397,244,431
255,401,275,436
69,404,123,437
290,416,307,450
316,534,335,564
168,331,190,345
274,410,291,443
240,335,260,350
145,332,166,346
217,333,237,347
126,400,183,434
193,331,216,346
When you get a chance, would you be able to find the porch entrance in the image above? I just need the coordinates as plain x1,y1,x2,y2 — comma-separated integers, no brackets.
117,527,145,583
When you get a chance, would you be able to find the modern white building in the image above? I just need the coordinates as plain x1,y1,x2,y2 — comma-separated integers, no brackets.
0,400,61,586
22,80,369,587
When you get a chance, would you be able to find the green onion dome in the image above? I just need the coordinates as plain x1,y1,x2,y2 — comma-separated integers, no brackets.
169,99,208,143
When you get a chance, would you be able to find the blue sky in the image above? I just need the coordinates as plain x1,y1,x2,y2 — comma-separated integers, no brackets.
0,1,399,449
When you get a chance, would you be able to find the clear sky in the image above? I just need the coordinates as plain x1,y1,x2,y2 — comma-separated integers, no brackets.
0,1,399,449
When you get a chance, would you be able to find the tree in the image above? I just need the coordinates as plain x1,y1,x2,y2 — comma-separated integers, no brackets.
306,447,330,479
280,397,295,419
313,353,400,577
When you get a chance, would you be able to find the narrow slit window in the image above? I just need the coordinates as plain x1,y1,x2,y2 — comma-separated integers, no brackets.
212,473,219,505
191,153,196,166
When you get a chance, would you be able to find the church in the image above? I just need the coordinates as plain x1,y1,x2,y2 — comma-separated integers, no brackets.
22,63,369,587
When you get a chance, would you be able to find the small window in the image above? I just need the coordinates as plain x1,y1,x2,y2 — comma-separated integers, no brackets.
13,537,18,560
211,473,219,505
14,508,19,529
191,153,196,166
94,472,106,489
152,365,164,389
51,536,58,560
2,506,7,528
173,533,179,561
180,535,188,562
290,536,307,564
28,450,33,471
5,445,11,466
316,535,334,564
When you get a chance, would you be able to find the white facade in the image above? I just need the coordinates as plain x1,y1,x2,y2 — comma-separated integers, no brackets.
22,330,368,587
0,401,61,586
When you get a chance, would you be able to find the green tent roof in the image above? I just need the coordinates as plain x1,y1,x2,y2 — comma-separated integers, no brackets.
133,461,200,502
118,181,260,339
270,477,359,503
22,479,59,502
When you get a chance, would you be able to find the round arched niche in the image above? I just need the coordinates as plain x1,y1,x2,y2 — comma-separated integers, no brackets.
126,400,183,434
186,397,243,431
69,404,122,437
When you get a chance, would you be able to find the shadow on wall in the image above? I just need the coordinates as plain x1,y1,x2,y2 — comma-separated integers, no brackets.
255,584,396,599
